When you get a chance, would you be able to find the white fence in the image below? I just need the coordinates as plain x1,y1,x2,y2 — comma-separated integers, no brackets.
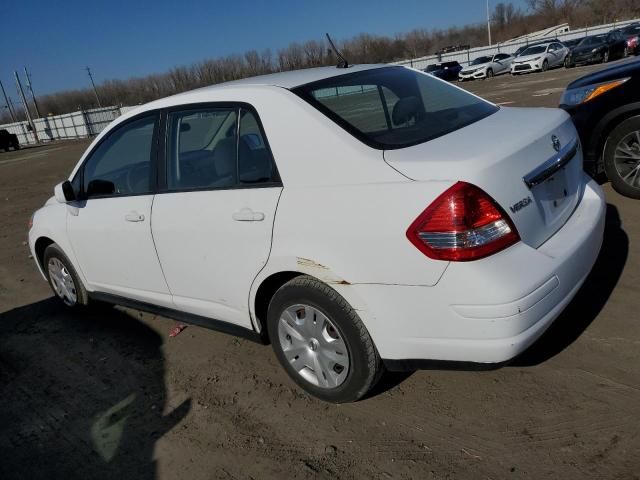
0,106,135,145
395,18,640,70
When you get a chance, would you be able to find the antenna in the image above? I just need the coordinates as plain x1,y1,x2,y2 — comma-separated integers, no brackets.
325,33,349,69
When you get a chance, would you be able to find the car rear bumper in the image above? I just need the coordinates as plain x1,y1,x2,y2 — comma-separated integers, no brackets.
351,175,605,365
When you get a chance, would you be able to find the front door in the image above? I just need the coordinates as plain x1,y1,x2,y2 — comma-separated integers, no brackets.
67,114,172,306
151,106,282,328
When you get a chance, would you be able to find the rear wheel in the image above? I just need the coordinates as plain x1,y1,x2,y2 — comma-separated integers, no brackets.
564,56,572,68
603,117,640,199
43,244,89,307
267,275,382,403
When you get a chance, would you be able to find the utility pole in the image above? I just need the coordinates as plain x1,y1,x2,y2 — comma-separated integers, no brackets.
14,71,39,142
23,67,41,118
86,66,102,107
486,0,492,46
0,80,16,122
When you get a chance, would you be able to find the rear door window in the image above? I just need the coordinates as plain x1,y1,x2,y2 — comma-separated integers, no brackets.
166,108,238,190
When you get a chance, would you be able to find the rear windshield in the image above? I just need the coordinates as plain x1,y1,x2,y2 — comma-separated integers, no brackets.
425,64,440,72
580,36,601,46
292,66,498,150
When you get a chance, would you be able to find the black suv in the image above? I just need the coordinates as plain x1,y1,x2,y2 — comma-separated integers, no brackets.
0,129,20,152
565,31,627,67
560,60,640,198
424,61,463,81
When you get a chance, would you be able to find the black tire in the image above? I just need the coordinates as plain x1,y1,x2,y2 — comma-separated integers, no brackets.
267,275,382,403
43,243,89,307
603,117,640,199
564,56,573,68
541,59,549,72
13,142,20,150
603,49,610,63
486,68,493,79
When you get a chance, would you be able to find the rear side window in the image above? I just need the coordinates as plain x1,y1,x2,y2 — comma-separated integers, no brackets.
166,108,238,190
238,109,277,184
293,66,498,149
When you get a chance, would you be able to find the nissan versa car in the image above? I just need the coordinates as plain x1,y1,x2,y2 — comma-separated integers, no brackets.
29,65,606,403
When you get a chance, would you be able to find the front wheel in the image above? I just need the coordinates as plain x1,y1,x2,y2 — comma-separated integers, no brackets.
564,56,572,68
43,244,89,307
603,50,610,63
603,117,640,199
267,275,383,403
486,68,493,79
541,60,549,72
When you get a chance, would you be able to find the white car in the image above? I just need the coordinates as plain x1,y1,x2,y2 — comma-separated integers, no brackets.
29,65,605,403
459,53,514,80
511,41,569,74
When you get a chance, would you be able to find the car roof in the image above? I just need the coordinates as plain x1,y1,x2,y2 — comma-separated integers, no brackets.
200,64,387,90
121,64,391,117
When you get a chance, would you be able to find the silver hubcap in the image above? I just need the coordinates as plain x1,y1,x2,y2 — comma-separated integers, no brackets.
614,130,640,189
278,304,349,389
48,258,77,306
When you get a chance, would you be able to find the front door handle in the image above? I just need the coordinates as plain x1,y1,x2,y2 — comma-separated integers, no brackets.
125,211,145,222
232,208,265,222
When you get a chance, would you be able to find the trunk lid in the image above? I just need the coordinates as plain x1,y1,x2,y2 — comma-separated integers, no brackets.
384,107,584,248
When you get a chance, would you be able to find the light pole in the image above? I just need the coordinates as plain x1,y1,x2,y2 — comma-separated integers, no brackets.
486,0,492,46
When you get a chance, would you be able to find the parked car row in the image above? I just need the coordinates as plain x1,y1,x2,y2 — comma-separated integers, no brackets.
425,23,640,82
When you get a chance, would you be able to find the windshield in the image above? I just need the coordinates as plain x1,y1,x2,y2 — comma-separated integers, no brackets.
522,45,547,55
579,37,601,46
470,56,492,65
292,66,498,150
623,25,640,34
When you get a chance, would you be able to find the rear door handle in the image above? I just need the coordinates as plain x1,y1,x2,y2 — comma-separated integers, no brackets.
125,211,145,222
232,208,265,222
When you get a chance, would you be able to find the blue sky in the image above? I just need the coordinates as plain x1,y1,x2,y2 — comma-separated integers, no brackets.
1,0,528,102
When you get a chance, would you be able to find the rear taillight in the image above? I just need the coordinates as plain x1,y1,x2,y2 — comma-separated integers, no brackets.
406,182,520,262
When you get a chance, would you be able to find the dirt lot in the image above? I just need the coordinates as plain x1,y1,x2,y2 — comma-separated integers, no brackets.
1,58,639,480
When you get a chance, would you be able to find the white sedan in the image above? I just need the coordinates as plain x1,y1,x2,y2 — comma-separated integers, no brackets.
511,41,569,74
459,53,514,80
29,64,605,403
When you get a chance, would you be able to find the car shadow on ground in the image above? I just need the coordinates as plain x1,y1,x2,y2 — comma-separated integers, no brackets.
512,203,628,366
0,298,190,480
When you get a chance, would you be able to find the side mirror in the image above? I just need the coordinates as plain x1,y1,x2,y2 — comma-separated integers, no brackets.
86,179,115,197
54,180,76,203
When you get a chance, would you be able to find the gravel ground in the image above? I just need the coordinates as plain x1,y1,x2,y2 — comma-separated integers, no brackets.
1,57,639,479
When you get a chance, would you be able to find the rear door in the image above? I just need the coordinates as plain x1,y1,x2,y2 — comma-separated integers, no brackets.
151,105,282,328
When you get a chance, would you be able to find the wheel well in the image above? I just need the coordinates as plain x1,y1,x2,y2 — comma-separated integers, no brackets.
596,112,640,169
34,237,55,270
253,271,302,340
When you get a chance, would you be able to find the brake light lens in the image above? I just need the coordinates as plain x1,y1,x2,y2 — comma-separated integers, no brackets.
406,182,520,261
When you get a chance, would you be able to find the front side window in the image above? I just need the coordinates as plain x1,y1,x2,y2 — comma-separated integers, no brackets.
293,66,498,149
82,115,156,198
166,108,238,190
